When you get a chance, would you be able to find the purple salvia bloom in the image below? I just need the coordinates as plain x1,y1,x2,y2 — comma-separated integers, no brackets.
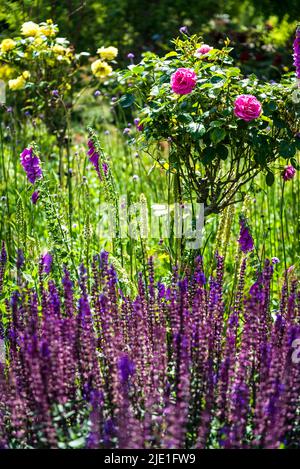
20,147,42,184
86,390,104,449
238,218,254,253
0,242,7,295
16,249,24,270
1,249,300,448
41,252,52,274
118,354,135,384
62,268,74,317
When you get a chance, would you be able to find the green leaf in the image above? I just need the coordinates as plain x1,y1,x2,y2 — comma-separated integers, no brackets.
209,76,225,88
210,75,224,84
164,51,178,58
227,67,240,77
202,146,215,165
177,113,193,124
290,157,300,170
131,65,144,75
273,116,286,129
279,141,296,158
254,146,268,166
210,127,226,144
209,120,224,128
263,101,277,116
216,144,228,160
68,437,86,449
266,171,275,186
119,93,135,108
187,122,206,140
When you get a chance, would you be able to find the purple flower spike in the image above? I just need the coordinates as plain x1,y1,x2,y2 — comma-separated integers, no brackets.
42,252,52,274
293,26,300,79
16,249,24,270
87,139,100,174
118,354,135,384
87,139,108,178
31,191,39,205
0,242,7,294
238,218,254,253
20,147,42,184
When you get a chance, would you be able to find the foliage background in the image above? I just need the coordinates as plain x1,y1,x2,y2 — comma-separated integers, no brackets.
0,0,299,57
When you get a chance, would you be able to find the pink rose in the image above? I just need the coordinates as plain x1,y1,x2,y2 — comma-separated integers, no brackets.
234,94,262,122
196,44,213,56
282,165,296,181
171,68,197,95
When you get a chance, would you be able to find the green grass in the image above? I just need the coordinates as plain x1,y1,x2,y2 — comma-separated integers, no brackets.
0,98,299,298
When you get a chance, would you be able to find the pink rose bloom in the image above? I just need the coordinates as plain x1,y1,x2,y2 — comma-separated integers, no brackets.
234,94,262,122
171,68,197,95
282,165,296,181
196,44,213,56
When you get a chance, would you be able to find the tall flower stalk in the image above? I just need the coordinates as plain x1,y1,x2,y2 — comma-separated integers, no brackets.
86,127,122,260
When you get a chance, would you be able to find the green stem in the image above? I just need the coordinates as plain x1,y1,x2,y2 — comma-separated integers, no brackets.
280,181,287,274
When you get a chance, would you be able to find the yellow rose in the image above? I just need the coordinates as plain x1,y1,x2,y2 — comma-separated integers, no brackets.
21,21,40,37
0,38,16,54
33,36,44,46
38,19,58,37
52,45,65,55
91,59,113,78
0,64,15,81
8,75,26,90
97,46,118,61
22,70,31,79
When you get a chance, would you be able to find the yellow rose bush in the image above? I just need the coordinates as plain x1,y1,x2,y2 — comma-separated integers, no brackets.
0,19,89,144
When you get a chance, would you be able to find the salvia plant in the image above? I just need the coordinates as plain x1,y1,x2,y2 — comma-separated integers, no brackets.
0,238,299,449
118,33,300,215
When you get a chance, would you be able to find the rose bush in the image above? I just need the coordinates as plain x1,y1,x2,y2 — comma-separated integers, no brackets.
117,34,300,215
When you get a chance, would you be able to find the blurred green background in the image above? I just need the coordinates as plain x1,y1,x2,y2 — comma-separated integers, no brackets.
0,1,298,53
